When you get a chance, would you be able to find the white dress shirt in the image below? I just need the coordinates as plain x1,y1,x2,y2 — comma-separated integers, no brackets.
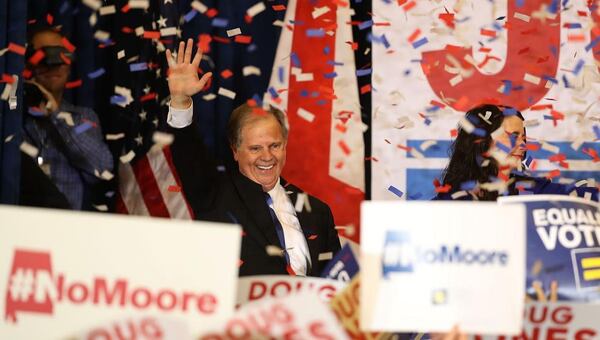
167,103,312,275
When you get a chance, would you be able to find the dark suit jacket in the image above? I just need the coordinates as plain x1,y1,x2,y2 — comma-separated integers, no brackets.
170,123,341,277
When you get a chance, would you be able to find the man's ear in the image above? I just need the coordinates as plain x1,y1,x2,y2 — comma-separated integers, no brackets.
231,145,239,161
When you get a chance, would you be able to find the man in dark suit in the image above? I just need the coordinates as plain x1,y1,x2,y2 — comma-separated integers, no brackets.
165,39,341,277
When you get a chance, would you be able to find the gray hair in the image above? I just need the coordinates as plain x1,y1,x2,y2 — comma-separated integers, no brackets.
227,103,288,148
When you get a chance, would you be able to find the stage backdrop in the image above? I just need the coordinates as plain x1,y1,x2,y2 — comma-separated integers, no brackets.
372,0,600,201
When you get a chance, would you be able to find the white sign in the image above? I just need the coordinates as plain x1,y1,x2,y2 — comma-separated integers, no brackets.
473,302,600,340
199,293,349,339
360,201,526,334
0,205,241,339
236,275,346,307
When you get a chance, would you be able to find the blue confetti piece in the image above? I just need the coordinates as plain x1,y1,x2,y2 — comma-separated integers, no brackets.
496,141,511,153
524,156,534,168
549,0,559,13
184,9,197,22
503,107,518,116
387,185,404,198
28,107,45,117
424,118,432,126
358,20,373,30
278,66,285,83
492,22,503,31
324,72,337,79
306,29,325,37
403,69,411,76
247,44,258,53
323,46,331,55
356,68,372,77
74,121,93,134
251,94,263,107
425,105,440,113
300,89,309,97
542,75,558,84
268,87,279,98
129,62,148,72
367,33,390,49
311,91,319,98
502,80,512,95
211,18,228,28
561,74,571,88
110,95,126,105
290,52,301,67
593,126,600,139
585,37,600,52
572,59,585,75
412,37,428,49
59,1,70,14
289,20,305,26
87,68,105,79
516,0,524,7
472,127,486,137
565,22,582,29
460,180,477,191
327,60,344,66
316,99,327,106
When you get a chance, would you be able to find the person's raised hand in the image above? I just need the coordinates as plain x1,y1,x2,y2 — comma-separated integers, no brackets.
166,38,212,109
431,325,468,340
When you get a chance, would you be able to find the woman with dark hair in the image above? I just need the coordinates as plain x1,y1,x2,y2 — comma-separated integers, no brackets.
434,104,597,201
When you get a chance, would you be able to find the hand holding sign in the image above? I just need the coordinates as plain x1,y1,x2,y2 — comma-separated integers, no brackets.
165,39,212,109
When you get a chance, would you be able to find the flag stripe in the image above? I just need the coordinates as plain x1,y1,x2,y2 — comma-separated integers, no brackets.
131,155,171,218
118,162,151,216
145,147,191,219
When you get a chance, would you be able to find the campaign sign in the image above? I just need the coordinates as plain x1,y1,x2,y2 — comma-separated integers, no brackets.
321,243,360,282
198,293,349,339
236,275,346,306
72,315,193,340
473,302,600,340
0,205,241,339
499,195,600,302
361,201,526,334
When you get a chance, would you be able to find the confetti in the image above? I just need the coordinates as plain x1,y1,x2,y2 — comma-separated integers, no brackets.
246,2,266,18
88,68,106,79
119,150,135,164
297,108,315,122
99,5,116,15
218,87,236,99
7,43,26,56
226,28,242,37
242,66,261,76
129,62,148,72
266,245,284,257
312,6,330,19
523,73,541,85
191,0,208,13
105,133,125,140
212,18,229,28
129,0,149,9
318,252,333,261
387,185,404,198
20,141,39,158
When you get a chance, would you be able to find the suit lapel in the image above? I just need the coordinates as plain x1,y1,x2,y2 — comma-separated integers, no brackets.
230,171,283,249
282,179,321,276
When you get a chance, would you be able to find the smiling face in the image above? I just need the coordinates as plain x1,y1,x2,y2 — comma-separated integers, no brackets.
30,30,70,98
232,115,287,192
492,115,526,169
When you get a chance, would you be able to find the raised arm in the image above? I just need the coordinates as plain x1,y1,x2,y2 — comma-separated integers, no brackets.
166,39,212,110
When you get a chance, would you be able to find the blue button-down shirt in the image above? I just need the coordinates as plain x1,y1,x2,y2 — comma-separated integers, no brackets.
23,101,113,210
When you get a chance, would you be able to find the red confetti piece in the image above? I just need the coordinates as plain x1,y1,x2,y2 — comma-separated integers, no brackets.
583,148,600,162
338,140,351,155
530,104,552,111
197,34,212,53
480,29,497,38
346,41,358,50
22,69,32,79
61,37,76,53
121,4,130,12
122,27,134,34
308,234,318,240
454,96,470,111
140,93,157,102
402,1,416,11
365,156,379,162
221,69,233,79
212,36,231,44
143,31,161,39
450,129,458,138
546,169,561,179
46,13,54,25
7,43,26,56
65,79,82,89
331,0,349,6
272,4,286,11
576,10,587,17
568,34,586,42
286,264,296,276
234,35,252,44
335,161,344,169
525,143,541,151
244,14,252,24
205,8,218,18
438,13,455,29
430,100,446,108
360,84,371,94
407,29,421,43
28,50,45,65
479,47,492,53
335,123,347,133
396,144,412,152
397,0,408,5
1,74,14,83
167,185,181,192
434,184,452,193
59,52,72,65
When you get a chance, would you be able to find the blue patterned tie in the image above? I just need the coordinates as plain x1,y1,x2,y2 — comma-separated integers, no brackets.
265,193,290,264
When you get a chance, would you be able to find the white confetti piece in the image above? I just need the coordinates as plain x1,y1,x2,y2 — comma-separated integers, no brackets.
0,48,8,56
226,28,242,37
117,50,125,59
449,74,463,86
0,82,12,101
4,134,14,143
451,191,469,199
99,5,116,15
135,26,145,36
272,20,284,27
203,93,216,101
57,112,74,126
571,136,585,151
297,108,315,123
318,252,333,261
541,141,560,154
152,131,174,146
312,6,330,19
420,140,437,151
119,150,136,164
82,0,101,10
513,12,530,22
265,245,284,257
247,2,266,17
160,27,177,37
129,0,149,9
191,0,208,13
93,204,109,212
523,73,541,85
295,72,313,82
20,141,39,158
524,119,540,128
458,117,475,134
94,169,114,181
410,148,424,159
218,87,236,99
294,193,306,212
242,66,261,76
105,133,125,140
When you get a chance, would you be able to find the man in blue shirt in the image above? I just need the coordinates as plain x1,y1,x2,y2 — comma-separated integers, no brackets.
23,26,113,210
